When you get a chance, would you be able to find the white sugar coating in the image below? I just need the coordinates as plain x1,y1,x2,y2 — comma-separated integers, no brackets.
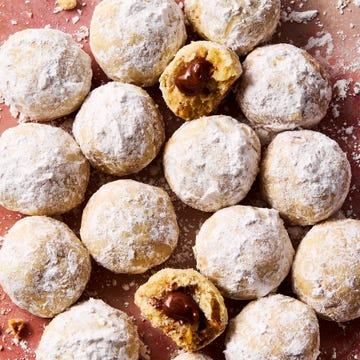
174,353,213,360
163,115,261,212
184,0,281,56
0,28,92,122
0,123,90,216
260,130,351,226
194,205,294,300
90,0,186,87
237,43,332,132
292,219,360,322
0,216,91,318
36,298,140,360
224,294,320,360
73,82,165,176
80,179,179,274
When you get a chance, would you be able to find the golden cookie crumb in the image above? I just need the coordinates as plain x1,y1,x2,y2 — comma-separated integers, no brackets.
57,0,77,10
0,344,3,351
8,319,25,340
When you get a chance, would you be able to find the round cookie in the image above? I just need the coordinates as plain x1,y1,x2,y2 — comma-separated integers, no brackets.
184,0,281,56
236,43,332,132
73,82,165,176
224,294,320,360
0,28,92,122
163,115,261,212
134,268,228,352
292,219,360,322
80,179,179,274
194,205,294,300
159,41,242,120
90,0,186,87
36,298,140,360
173,353,213,360
260,130,351,225
0,123,90,216
0,216,91,318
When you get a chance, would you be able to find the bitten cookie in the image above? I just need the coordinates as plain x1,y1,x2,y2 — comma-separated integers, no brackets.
184,0,281,56
194,206,294,300
134,268,228,352
0,216,91,318
260,130,351,225
163,115,261,212
224,294,320,360
236,43,332,132
80,180,179,274
0,123,90,216
292,219,360,322
36,298,140,360
90,0,186,87
73,82,165,176
0,28,92,122
160,41,242,120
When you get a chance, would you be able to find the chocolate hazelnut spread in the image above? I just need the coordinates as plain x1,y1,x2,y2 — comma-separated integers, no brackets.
175,57,212,96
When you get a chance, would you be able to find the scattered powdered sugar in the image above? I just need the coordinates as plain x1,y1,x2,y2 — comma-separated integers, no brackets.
281,9,318,23
303,31,334,58
333,78,352,99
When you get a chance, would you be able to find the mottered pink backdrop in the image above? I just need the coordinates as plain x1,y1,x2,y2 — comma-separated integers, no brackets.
0,1,359,359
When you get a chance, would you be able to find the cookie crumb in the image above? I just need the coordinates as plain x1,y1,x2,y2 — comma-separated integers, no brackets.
8,319,25,340
57,0,77,10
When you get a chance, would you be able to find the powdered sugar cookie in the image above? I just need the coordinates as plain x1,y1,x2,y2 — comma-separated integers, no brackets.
0,28,92,122
194,206,294,300
224,294,320,360
184,0,281,56
36,298,140,360
134,268,228,352
163,115,261,212
237,43,332,132
159,41,242,120
292,219,360,322
260,130,351,225
90,0,186,87
0,123,90,216
0,216,91,318
80,180,179,274
73,82,165,176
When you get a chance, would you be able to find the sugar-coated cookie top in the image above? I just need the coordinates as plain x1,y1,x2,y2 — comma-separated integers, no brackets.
163,115,261,212
184,0,281,55
0,28,92,121
36,298,140,360
90,0,186,86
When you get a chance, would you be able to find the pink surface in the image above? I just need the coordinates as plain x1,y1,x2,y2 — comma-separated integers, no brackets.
0,1,359,359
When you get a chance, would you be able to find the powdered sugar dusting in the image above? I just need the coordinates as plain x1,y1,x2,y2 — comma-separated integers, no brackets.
36,298,140,360
225,294,320,359
194,206,294,299
163,115,261,212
